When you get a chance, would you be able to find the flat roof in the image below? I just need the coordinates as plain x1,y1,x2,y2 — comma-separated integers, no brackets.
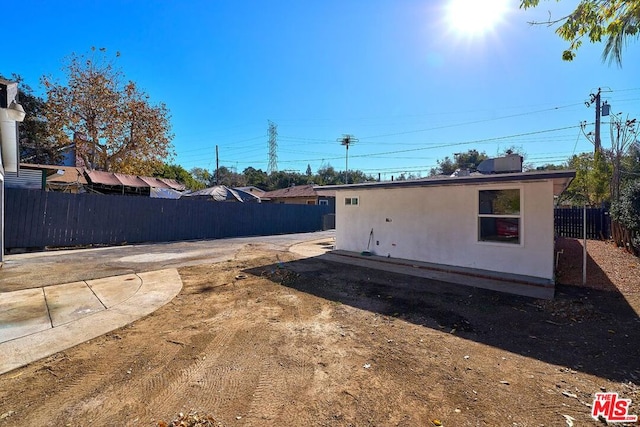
320,170,576,196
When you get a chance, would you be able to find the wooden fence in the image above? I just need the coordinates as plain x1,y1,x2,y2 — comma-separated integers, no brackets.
554,207,610,240
5,189,333,250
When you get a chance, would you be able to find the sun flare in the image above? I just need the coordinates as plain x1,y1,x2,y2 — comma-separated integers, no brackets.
446,0,509,37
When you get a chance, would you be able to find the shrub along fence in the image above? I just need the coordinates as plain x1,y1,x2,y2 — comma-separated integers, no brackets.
554,207,610,240
5,189,333,250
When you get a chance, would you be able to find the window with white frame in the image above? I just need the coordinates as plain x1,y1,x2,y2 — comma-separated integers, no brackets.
478,189,520,244
319,199,329,206
344,197,359,206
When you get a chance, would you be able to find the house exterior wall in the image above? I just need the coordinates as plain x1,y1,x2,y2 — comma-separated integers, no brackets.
270,197,317,205
335,179,555,281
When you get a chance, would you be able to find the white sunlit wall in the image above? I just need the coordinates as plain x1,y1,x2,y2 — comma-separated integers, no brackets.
334,179,556,282
0,80,26,263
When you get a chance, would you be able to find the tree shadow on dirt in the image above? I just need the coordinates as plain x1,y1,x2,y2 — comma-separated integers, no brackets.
244,255,640,384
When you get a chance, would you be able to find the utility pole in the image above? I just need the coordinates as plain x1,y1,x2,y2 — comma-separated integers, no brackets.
215,145,219,185
337,134,358,184
585,88,610,153
595,89,601,153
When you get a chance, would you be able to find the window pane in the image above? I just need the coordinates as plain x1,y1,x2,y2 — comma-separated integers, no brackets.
479,217,520,243
345,198,351,205
479,189,520,215
352,198,358,205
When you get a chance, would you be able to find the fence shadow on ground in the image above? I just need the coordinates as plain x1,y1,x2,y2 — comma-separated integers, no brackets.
555,238,618,293
244,255,640,384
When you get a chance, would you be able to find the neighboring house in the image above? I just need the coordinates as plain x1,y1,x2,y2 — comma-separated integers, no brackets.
11,164,186,196
261,184,335,208
183,185,260,203
234,186,266,199
84,170,186,196
4,164,60,190
326,169,575,298
47,166,88,193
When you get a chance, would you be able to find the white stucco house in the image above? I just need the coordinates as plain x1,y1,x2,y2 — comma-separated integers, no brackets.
325,169,575,298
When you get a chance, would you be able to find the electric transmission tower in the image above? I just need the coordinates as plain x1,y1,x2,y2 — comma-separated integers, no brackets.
267,120,278,174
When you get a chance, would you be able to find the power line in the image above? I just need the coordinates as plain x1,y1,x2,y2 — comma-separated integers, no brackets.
357,103,586,140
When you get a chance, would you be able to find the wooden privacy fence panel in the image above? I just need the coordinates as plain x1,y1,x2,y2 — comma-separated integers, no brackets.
5,189,332,249
554,207,610,240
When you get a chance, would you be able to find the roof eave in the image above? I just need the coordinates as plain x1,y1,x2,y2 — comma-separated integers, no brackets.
320,170,577,192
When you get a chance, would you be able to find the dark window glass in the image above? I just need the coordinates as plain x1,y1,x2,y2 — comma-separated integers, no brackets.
479,189,520,215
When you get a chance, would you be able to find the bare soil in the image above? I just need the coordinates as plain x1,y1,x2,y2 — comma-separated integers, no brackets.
1,239,639,426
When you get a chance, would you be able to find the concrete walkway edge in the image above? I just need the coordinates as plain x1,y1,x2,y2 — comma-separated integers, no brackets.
0,269,182,375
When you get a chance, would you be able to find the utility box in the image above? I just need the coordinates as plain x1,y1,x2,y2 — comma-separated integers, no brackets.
477,154,523,174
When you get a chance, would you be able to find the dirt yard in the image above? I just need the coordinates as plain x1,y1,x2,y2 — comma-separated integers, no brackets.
1,239,639,426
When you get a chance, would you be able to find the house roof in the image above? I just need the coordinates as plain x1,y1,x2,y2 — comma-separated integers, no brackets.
261,184,335,198
86,170,123,186
320,170,576,196
114,173,148,187
235,186,266,194
47,166,88,185
261,184,317,198
138,176,184,190
19,163,67,178
20,163,187,191
83,170,186,190
184,185,259,202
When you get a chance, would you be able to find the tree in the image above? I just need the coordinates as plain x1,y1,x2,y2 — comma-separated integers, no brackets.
536,162,569,171
267,170,307,190
353,170,377,184
520,0,640,65
455,149,488,170
305,163,312,177
43,47,174,175
430,156,456,176
610,180,640,254
154,163,204,190
0,74,61,165
429,149,488,175
395,172,422,181
621,141,640,183
562,152,611,205
190,167,213,188
315,165,342,185
243,167,269,189
607,114,638,202
215,166,246,187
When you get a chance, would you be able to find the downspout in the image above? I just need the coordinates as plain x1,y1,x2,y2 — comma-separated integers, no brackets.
0,93,27,263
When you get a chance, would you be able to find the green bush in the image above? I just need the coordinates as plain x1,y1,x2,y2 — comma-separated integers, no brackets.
611,180,640,250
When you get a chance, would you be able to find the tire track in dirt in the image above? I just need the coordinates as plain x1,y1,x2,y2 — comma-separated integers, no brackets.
191,327,270,420
55,334,185,426
142,323,243,419
25,347,126,425
91,336,209,425
14,332,177,427
242,292,316,426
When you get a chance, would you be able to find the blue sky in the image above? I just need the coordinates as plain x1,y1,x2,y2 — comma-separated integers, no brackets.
4,1,640,179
